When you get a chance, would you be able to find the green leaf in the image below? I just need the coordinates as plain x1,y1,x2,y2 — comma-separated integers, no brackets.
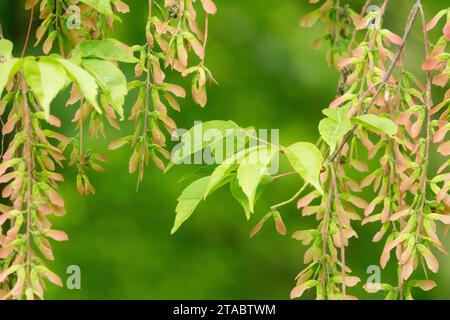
171,174,233,234
170,120,244,166
172,176,210,235
230,175,272,220
351,114,398,137
176,165,216,184
284,142,323,193
384,291,398,300
0,39,13,59
79,0,114,15
81,58,128,119
23,57,67,117
49,55,100,114
319,105,352,154
72,40,138,64
237,146,276,212
0,58,23,97
205,146,259,199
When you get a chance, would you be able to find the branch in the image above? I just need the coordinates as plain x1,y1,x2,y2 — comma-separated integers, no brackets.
327,0,421,164
416,0,431,241
321,182,333,299
21,7,34,58
331,166,346,299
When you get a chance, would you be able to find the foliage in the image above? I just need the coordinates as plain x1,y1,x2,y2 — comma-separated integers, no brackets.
0,0,449,301
170,0,450,300
0,0,216,299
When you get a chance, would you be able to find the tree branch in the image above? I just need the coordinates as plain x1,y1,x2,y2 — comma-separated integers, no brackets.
21,7,34,58
416,0,431,242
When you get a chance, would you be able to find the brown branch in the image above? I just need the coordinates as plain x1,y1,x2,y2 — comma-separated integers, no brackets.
416,0,431,241
21,7,34,58
327,0,421,164
321,181,333,300
331,166,346,299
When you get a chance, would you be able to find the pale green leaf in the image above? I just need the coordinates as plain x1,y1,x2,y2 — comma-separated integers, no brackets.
284,142,323,193
49,55,100,114
23,57,67,117
79,0,114,15
322,104,351,122
237,146,276,212
72,40,138,63
172,174,233,234
172,176,210,235
204,146,259,199
0,39,13,59
352,114,398,137
0,58,23,97
230,175,272,220
81,58,127,119
170,120,244,166
319,104,352,154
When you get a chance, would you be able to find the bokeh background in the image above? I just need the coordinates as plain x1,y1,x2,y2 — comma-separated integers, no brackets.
0,0,449,299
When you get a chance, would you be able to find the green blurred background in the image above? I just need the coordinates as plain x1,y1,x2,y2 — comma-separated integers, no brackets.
0,0,449,299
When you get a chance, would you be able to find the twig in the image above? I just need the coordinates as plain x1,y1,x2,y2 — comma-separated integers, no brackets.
321,182,333,299
416,0,431,242
270,184,307,211
331,166,346,300
21,7,34,58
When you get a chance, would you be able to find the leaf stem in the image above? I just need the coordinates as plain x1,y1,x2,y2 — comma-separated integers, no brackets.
270,184,307,211
245,131,284,153
272,170,297,181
